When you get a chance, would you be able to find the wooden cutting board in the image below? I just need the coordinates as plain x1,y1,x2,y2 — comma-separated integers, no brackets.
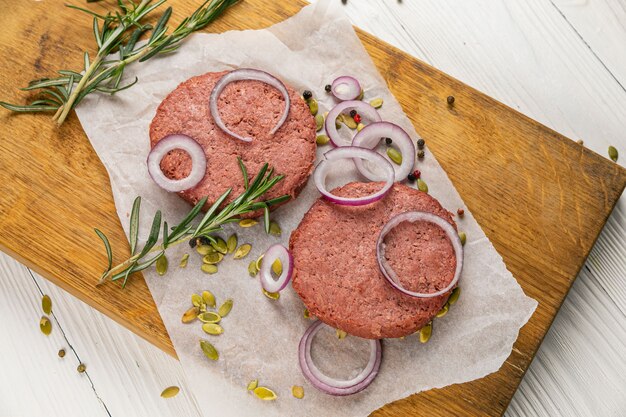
0,0,624,415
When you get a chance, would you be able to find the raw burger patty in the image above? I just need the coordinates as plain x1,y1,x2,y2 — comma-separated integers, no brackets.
150,71,317,214
290,182,457,339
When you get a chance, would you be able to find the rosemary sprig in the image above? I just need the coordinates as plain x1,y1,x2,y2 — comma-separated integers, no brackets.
0,0,237,125
95,159,289,287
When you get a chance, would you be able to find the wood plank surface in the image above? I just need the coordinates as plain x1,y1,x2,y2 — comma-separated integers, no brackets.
0,0,624,416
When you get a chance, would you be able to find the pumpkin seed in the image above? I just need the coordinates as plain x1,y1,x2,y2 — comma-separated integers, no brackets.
419,322,432,343
160,386,180,398
334,114,342,129
356,122,365,132
448,287,461,305
211,237,228,254
201,264,218,274
386,147,402,165
247,380,258,391
234,244,252,259
308,98,318,115
179,253,190,268
202,290,216,308
343,114,357,129
191,294,202,307
203,252,224,264
272,259,282,276
182,306,200,323
303,308,310,319
248,261,259,277
268,220,281,236
227,234,238,253
292,385,304,399
156,254,168,276
262,288,280,300
58,349,66,358
255,254,264,270
200,339,219,361
357,89,364,100
459,231,467,246
40,316,52,336
336,329,347,339
417,178,428,193
197,311,221,323
42,294,52,315
218,299,234,317
77,363,86,373
202,323,224,335
316,134,330,145
253,386,277,401
196,245,214,255
608,146,618,162
436,303,449,318
239,219,258,228
315,114,324,131
369,98,383,108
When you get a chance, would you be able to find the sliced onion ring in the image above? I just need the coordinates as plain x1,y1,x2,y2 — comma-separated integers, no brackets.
298,320,382,396
209,68,290,143
324,100,381,147
352,122,416,182
314,147,394,206
377,211,463,298
259,244,293,293
147,134,206,192
331,76,362,101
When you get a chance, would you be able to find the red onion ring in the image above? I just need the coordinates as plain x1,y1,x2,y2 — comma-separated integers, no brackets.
331,76,362,101
324,100,381,147
314,147,394,206
377,211,463,298
352,122,416,182
298,320,382,396
259,244,293,293
209,68,290,143
147,134,206,192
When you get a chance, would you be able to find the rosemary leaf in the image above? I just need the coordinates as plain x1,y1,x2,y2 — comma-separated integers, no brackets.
162,221,169,249
263,206,270,234
94,228,113,271
237,157,249,189
137,210,161,258
195,188,232,234
129,196,141,255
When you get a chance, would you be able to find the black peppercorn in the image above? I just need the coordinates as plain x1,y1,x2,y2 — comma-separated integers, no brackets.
417,138,425,149
325,84,331,93
188,238,197,248
198,236,211,245
349,109,357,118
407,173,416,182
417,150,425,159
341,0,347,4
446,95,455,105
385,137,392,145
303,90,313,100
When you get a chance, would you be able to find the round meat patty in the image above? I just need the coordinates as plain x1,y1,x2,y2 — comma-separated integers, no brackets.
150,71,317,215
290,182,458,339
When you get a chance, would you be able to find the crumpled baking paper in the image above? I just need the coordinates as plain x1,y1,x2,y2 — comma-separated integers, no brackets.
76,1,537,415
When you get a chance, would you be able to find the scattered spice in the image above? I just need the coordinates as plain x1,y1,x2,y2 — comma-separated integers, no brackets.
201,264,218,274
308,98,319,116
349,109,357,118
263,288,280,300
413,169,421,179
160,386,180,398
417,149,425,159
303,308,310,319
198,312,221,323
292,385,305,399
384,137,392,145
446,95,455,105
182,306,200,323
202,290,216,308
77,363,87,373
417,138,425,149
188,238,197,248
407,172,417,182
248,260,259,277
353,113,361,124
302,90,312,100
58,349,66,358
233,244,252,259
324,84,332,93
457,208,465,217
202,323,224,335
356,122,365,132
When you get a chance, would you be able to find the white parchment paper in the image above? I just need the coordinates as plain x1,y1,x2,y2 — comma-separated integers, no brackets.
76,1,537,415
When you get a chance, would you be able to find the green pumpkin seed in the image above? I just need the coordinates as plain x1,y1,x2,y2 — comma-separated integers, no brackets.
369,98,383,108
182,306,200,323
268,221,281,236
315,114,324,131
459,231,467,246
356,122,365,132
248,261,259,277
218,299,233,317
272,259,282,276
436,303,449,318
343,114,357,129
198,311,221,323
42,294,52,315
255,254,264,270
419,322,432,343
357,89,364,100
239,219,258,228
316,134,330,146
200,339,219,361
303,308,310,319
247,379,258,391
77,363,86,373
387,147,402,165
262,288,280,300
227,234,238,253
253,386,277,401
336,329,347,340
161,386,180,398
196,245,215,255
179,253,190,268
417,178,428,193
211,237,228,254
156,254,168,276
292,385,304,399
234,244,252,259
334,113,342,129
191,293,202,307
40,316,52,336
202,323,224,335
202,290,216,308
608,146,618,162
203,252,224,264
448,287,461,305
308,98,318,115
201,264,218,274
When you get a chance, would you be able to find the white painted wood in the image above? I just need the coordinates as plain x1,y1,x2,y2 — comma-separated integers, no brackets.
1,1,625,416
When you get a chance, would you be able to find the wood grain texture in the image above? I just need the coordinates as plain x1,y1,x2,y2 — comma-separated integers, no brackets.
0,1,624,416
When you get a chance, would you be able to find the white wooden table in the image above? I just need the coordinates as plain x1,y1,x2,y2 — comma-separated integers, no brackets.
1,1,624,416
